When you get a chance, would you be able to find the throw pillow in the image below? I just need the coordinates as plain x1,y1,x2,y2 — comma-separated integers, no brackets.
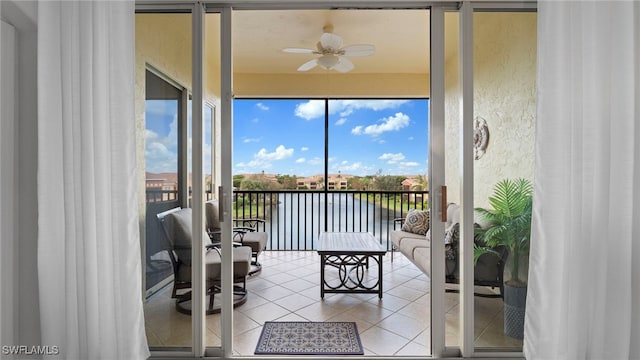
444,222,459,260
445,223,483,261
401,209,430,235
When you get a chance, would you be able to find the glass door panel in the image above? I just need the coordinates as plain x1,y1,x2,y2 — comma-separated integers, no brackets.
443,10,462,349
327,99,429,239
472,11,536,351
204,11,223,349
137,12,193,350
327,98,430,358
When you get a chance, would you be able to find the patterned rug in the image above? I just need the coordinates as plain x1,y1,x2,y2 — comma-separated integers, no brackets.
254,321,364,355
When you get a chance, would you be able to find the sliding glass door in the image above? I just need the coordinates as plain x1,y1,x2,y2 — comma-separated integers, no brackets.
472,10,537,353
137,11,194,351
135,2,536,358
136,6,222,355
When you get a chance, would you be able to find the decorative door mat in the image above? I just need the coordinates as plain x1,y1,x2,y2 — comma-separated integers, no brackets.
254,321,364,356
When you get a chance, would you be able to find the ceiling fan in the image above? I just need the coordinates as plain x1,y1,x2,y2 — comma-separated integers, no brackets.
282,25,376,73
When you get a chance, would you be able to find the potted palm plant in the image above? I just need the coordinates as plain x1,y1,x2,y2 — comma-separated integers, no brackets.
475,178,533,339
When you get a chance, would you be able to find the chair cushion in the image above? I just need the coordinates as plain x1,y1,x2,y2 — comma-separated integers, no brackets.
401,209,430,235
166,208,193,265
177,246,252,281
205,246,252,279
238,231,268,253
205,200,221,232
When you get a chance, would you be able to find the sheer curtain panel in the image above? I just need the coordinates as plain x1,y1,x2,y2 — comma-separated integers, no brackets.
525,1,640,359
37,1,149,359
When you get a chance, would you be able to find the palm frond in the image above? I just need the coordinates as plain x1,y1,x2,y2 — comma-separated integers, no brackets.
481,178,533,283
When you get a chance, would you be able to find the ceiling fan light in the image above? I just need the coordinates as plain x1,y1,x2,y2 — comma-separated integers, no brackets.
320,32,342,51
317,54,339,70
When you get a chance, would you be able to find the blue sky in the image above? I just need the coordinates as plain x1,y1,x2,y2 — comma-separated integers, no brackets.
145,100,179,173
145,100,213,174
233,99,429,177
145,98,428,176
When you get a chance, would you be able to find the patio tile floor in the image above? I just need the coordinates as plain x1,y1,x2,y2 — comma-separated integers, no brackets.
144,250,523,355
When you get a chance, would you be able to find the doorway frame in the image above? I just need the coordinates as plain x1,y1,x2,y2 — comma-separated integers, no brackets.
136,1,538,358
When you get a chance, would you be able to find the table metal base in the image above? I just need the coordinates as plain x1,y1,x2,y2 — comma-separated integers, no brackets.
320,253,384,299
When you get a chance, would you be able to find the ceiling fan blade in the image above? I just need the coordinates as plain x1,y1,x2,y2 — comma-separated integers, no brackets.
297,58,319,72
333,57,354,73
341,44,376,57
320,32,343,51
283,47,316,54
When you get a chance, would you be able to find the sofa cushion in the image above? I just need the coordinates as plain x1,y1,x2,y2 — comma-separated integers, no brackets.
399,238,430,260
413,247,431,275
391,230,427,249
401,209,430,235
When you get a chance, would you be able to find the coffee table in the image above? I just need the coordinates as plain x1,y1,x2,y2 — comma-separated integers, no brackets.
317,232,386,299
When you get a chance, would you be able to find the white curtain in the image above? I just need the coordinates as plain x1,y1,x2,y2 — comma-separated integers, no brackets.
525,1,640,359
37,1,149,359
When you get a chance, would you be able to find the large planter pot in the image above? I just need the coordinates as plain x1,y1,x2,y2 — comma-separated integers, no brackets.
503,283,527,339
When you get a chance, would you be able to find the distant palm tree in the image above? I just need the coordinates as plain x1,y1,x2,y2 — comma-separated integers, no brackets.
414,174,428,191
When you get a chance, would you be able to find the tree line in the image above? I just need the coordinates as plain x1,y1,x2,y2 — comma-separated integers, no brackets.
233,173,427,191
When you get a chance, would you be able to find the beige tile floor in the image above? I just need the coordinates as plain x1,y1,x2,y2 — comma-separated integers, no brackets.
144,250,522,356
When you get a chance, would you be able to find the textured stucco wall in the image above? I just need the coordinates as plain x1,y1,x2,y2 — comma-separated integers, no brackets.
445,12,537,208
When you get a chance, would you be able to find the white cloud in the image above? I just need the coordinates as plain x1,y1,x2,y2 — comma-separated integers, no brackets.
296,158,306,163
295,99,411,120
300,146,309,152
379,152,406,164
308,157,323,166
144,100,177,118
401,161,419,167
351,112,410,137
236,160,269,170
335,118,347,126
145,116,179,173
185,137,213,175
256,103,269,111
145,140,176,173
331,161,375,176
330,99,410,117
340,162,364,172
243,137,261,143
351,126,363,135
255,145,294,161
294,100,325,120
235,145,294,171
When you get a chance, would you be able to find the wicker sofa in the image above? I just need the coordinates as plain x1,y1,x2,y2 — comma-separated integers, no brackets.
391,203,507,297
